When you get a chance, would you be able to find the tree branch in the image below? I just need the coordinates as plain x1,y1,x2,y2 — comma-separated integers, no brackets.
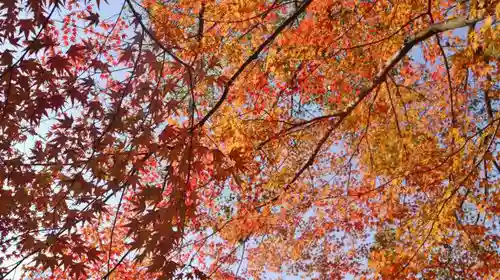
194,0,313,129
259,16,483,149
124,0,192,70
341,16,482,116
256,15,485,208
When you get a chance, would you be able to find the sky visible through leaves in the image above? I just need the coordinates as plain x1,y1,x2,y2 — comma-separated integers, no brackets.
0,0,499,279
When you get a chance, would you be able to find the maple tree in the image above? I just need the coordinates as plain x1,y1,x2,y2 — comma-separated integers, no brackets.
0,0,499,279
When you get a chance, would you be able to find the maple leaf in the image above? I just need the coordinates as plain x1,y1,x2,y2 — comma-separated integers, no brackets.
49,94,66,109
161,260,179,279
193,269,208,280
1,49,13,65
68,87,87,104
69,262,88,279
148,255,166,273
26,39,44,54
229,147,249,172
119,48,134,63
159,126,177,142
139,186,162,202
66,44,86,60
84,12,100,27
18,19,35,39
0,0,15,11
34,254,58,271
86,247,102,264
47,55,70,74
90,59,109,72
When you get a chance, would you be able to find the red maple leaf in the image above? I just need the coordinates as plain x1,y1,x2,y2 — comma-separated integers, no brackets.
66,44,86,60
18,19,35,39
47,55,70,74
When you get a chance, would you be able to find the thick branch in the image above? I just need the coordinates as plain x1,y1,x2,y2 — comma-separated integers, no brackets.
258,16,484,207
197,3,205,42
194,0,313,129
341,16,481,115
259,16,482,149
484,89,494,121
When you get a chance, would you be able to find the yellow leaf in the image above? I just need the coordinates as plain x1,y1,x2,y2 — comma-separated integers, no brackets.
368,259,378,270
485,16,493,29
291,245,301,261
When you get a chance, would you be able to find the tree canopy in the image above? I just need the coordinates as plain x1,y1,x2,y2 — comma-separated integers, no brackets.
0,0,499,279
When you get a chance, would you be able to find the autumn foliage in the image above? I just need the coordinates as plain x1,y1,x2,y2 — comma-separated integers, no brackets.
0,0,499,279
